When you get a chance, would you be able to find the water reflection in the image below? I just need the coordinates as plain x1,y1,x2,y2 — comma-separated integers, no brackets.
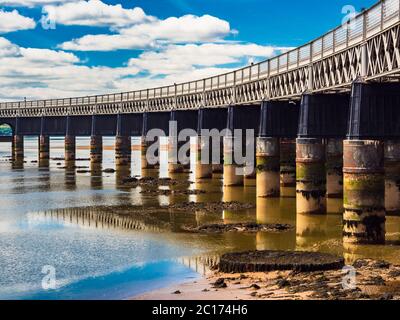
3,137,400,299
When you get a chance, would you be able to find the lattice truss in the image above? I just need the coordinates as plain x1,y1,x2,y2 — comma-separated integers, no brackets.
1,21,400,117
367,24,400,78
269,66,309,99
312,46,362,91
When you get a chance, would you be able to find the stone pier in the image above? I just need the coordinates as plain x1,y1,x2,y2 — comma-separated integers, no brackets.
223,105,260,187
296,93,349,214
115,114,131,168
280,138,296,194
256,137,280,197
341,81,400,244
195,109,212,179
90,115,102,167
168,110,197,174
343,140,385,244
65,116,76,166
38,117,50,167
296,138,327,215
326,138,343,198
384,140,400,216
13,118,23,164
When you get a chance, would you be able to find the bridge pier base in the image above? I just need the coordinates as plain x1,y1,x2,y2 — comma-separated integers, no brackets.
168,139,185,174
223,136,243,187
212,141,224,174
256,137,280,197
39,135,50,167
326,138,343,198
296,138,327,215
13,135,24,163
195,136,212,179
280,138,296,197
141,137,158,170
115,136,131,167
65,135,76,167
385,140,400,216
343,140,385,244
90,136,103,167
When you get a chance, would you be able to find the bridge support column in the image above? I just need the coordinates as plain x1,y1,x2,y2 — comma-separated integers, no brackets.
212,139,224,174
39,135,50,167
195,135,212,179
341,81,399,244
343,140,385,244
168,138,184,173
256,137,280,197
141,137,157,170
326,138,343,198
90,115,102,167
65,136,76,163
115,136,131,167
38,117,49,166
65,116,75,167
223,136,244,186
115,114,131,168
385,140,400,216
90,135,102,166
296,138,327,215
13,134,24,163
280,138,296,197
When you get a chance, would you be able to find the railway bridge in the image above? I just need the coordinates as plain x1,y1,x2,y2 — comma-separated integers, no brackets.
1,0,400,245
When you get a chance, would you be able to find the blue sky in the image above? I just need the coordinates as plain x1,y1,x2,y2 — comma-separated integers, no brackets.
0,0,377,101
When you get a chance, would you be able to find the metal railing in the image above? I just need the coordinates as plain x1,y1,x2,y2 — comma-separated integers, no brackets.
0,0,399,111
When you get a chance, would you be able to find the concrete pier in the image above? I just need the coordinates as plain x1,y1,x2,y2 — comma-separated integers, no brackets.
141,137,157,170
38,117,49,166
13,134,24,163
115,135,131,167
168,139,184,173
195,135,212,179
296,138,327,215
212,141,224,174
38,135,50,167
65,135,76,165
90,135,103,166
280,138,296,197
256,137,280,197
384,140,400,216
90,115,102,167
343,140,385,244
223,136,244,186
326,138,343,198
65,116,75,167
115,114,131,168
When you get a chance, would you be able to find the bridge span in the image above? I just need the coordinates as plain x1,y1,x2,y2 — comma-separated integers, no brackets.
1,0,400,246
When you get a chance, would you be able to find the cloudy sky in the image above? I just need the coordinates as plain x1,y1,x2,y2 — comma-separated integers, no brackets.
0,0,375,102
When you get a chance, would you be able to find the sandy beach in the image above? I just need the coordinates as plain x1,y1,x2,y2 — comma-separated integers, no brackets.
133,259,400,300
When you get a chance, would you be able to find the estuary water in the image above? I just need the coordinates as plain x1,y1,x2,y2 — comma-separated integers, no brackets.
1,137,400,300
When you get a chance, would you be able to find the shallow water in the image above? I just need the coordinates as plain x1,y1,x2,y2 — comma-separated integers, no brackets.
1,137,400,300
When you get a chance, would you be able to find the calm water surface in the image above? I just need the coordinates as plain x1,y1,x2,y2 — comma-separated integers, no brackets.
1,137,400,300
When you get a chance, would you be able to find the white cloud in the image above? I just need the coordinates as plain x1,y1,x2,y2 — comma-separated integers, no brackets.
0,36,290,102
128,43,288,75
0,0,78,7
0,9,36,33
44,0,154,28
0,37,141,101
0,2,292,103
59,14,234,51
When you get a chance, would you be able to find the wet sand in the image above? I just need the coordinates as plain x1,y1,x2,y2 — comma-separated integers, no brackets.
133,259,400,300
